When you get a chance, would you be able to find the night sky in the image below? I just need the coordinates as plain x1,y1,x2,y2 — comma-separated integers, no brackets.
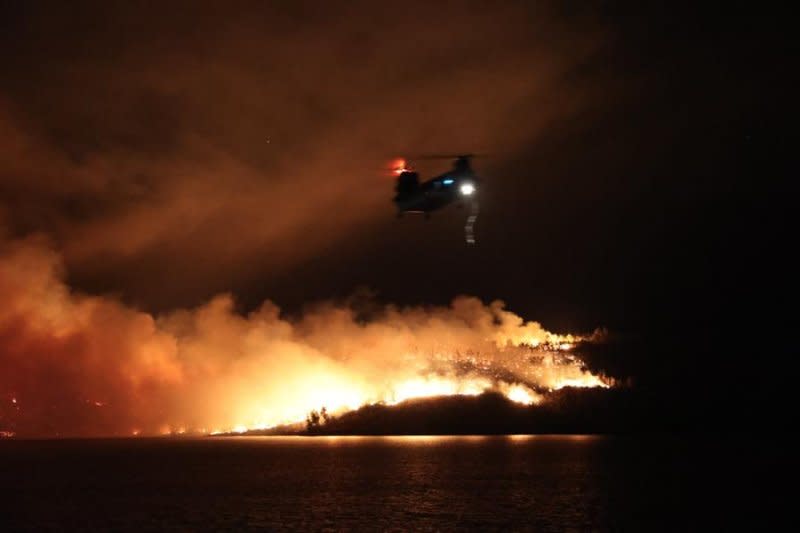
1,2,793,433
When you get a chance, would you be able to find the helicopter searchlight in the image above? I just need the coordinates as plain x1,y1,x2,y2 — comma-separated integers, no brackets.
459,182,476,196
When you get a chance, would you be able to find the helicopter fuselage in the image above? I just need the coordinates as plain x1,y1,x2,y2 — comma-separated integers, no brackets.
393,170,478,215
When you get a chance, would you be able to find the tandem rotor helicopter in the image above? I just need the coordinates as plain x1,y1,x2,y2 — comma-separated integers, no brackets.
391,154,481,244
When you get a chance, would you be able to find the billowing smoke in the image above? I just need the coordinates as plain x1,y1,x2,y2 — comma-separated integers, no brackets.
1,236,608,437
0,2,605,310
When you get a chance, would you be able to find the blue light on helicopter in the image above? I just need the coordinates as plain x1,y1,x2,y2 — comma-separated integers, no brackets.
443,179,455,185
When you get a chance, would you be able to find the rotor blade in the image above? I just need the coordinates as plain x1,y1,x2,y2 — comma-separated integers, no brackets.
412,153,486,160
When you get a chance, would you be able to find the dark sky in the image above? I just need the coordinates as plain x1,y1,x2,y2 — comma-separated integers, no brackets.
1,1,794,429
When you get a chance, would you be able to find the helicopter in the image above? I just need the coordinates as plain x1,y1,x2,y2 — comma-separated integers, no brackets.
391,154,481,244
392,154,480,218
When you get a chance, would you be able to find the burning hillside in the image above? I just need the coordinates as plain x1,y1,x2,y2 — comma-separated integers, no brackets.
1,236,611,438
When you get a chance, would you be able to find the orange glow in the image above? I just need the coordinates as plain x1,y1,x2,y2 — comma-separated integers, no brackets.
390,157,409,175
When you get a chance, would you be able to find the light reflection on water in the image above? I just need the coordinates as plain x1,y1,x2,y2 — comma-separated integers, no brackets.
222,434,600,445
0,435,789,530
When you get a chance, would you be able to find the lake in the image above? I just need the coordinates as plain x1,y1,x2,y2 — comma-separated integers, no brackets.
0,435,792,530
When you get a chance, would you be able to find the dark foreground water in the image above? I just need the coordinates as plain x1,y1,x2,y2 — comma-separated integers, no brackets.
0,435,793,531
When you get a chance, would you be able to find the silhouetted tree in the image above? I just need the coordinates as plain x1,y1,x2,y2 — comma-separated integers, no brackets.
306,410,321,431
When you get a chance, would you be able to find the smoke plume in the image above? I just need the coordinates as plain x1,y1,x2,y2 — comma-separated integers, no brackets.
0,2,604,309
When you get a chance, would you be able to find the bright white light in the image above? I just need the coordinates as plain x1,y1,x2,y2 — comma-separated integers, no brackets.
460,183,475,196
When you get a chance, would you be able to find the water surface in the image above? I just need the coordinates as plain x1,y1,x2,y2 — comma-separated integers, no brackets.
0,435,791,530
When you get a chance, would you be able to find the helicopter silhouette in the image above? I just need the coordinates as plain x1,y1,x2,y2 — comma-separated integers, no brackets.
392,154,480,218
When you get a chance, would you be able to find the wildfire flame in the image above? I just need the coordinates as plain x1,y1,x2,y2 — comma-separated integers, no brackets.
203,338,610,434
0,237,612,437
